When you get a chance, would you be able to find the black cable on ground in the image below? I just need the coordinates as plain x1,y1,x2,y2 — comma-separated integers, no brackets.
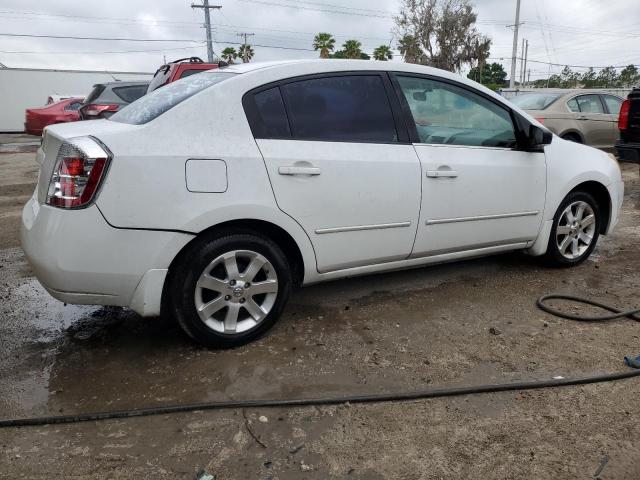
1,369,640,428
537,294,640,321
1,294,639,428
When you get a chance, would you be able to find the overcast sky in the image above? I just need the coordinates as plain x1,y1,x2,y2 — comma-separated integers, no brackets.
0,0,638,80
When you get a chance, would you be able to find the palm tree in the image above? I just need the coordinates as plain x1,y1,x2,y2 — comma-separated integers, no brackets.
342,40,362,59
313,33,336,59
238,44,255,63
398,34,421,64
373,45,393,61
221,47,237,64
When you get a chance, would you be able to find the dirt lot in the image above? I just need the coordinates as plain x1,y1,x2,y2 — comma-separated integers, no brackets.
1,136,640,479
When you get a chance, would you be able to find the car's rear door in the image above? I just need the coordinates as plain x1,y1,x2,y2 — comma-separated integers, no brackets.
391,73,546,257
573,94,613,147
244,72,422,272
601,94,624,145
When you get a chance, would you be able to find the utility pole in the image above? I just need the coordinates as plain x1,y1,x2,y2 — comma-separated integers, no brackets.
191,0,222,63
236,32,255,63
527,69,531,87
522,40,529,87
508,0,522,89
519,38,525,86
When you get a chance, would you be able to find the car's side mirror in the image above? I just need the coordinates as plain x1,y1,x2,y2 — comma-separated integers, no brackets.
529,124,553,148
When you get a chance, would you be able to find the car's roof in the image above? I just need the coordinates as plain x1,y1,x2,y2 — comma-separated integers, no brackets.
91,81,150,88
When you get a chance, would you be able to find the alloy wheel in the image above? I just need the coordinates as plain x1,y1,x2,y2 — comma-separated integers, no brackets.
194,250,279,334
555,201,597,260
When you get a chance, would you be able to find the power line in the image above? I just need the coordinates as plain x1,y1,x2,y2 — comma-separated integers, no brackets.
0,32,202,42
0,45,206,55
236,0,394,18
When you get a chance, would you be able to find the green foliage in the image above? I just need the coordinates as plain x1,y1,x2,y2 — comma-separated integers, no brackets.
238,44,254,63
342,40,363,59
533,65,640,88
313,33,336,59
221,47,237,64
467,62,507,86
373,45,393,61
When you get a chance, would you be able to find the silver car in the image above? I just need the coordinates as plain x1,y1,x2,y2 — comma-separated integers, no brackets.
510,90,623,149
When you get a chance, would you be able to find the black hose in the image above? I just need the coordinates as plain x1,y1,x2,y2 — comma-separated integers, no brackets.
2,369,640,428
537,294,640,321
2,294,639,428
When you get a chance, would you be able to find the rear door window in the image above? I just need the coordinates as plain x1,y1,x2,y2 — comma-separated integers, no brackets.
567,98,580,112
252,87,291,138
113,85,149,103
280,75,398,143
575,95,605,114
602,95,623,115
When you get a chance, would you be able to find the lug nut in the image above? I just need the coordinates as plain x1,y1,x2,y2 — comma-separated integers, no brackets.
240,298,245,303
229,280,236,286
245,282,251,288
224,295,231,300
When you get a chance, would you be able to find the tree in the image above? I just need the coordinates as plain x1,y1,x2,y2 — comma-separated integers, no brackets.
342,40,363,59
395,0,491,71
238,44,254,63
580,68,597,88
596,66,618,87
398,34,422,63
221,47,237,64
467,61,506,87
373,45,393,61
560,66,579,88
313,33,336,59
618,65,638,87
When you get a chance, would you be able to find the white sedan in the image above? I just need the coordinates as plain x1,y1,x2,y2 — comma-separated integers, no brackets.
21,60,624,347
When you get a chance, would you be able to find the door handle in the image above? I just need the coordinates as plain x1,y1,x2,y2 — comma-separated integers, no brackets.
577,116,588,121
278,166,321,176
426,170,458,178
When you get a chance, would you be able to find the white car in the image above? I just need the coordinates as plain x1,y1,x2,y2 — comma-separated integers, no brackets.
21,60,624,347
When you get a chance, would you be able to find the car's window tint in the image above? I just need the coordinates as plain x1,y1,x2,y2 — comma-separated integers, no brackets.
510,93,560,110
567,98,580,112
280,75,398,143
575,95,604,114
180,69,206,79
64,101,83,111
113,85,149,103
602,95,623,114
111,71,235,125
396,76,516,148
254,87,290,138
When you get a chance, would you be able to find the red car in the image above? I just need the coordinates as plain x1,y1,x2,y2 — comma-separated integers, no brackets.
24,97,84,136
147,57,219,93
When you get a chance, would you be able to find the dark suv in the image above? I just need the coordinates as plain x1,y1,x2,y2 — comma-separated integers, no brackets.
79,81,150,120
616,87,640,163
147,57,219,93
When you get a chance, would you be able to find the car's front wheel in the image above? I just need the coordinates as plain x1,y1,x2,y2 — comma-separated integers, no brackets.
544,191,601,267
168,231,292,348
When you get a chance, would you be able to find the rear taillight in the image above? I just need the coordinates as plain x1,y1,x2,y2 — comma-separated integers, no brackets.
535,117,546,125
46,137,111,209
81,104,118,117
619,99,630,131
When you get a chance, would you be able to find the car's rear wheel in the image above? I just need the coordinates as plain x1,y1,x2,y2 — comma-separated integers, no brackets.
561,133,582,143
544,191,601,267
168,231,292,348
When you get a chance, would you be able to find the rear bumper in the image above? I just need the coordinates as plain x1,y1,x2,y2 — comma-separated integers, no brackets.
20,196,193,316
615,143,640,163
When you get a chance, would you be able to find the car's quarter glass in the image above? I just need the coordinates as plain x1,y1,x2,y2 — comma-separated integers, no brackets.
244,72,421,272
602,94,623,144
392,74,545,256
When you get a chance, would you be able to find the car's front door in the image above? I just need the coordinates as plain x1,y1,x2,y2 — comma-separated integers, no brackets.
244,73,422,272
391,74,546,257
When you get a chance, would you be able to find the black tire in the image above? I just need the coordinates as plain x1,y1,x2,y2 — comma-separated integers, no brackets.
168,230,292,348
543,191,601,267
561,133,582,143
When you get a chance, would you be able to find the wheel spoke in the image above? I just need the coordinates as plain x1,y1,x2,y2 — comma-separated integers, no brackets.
581,214,595,228
224,304,240,333
575,203,586,222
579,231,593,245
197,274,228,294
243,298,266,321
559,235,572,253
198,296,227,319
571,238,579,256
556,225,571,235
250,279,278,295
564,209,575,223
242,255,267,281
223,252,240,280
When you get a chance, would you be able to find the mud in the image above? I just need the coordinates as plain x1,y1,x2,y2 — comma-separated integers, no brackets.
1,145,640,479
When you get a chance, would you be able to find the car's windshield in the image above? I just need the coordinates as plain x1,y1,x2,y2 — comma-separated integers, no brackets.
510,93,561,110
110,71,236,125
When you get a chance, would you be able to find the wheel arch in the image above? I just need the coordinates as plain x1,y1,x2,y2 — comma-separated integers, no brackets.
569,180,611,234
559,130,584,143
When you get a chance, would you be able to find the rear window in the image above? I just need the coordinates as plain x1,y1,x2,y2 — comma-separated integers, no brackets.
112,84,149,103
110,71,236,125
84,85,105,104
510,93,560,110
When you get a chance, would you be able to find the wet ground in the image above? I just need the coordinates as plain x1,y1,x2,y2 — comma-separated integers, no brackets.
1,140,640,479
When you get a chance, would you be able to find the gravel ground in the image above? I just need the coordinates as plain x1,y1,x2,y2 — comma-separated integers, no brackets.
1,140,639,479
